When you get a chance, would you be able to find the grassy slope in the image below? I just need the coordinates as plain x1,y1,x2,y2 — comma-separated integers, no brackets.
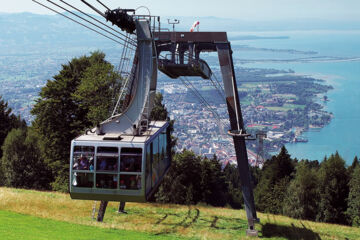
0,187,359,240
0,211,181,240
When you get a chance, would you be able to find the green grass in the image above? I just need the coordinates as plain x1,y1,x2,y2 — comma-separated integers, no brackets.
267,104,305,112
0,187,359,240
240,97,252,106
0,210,182,240
239,83,258,88
272,93,297,100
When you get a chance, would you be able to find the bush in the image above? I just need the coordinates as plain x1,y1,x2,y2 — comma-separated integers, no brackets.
1,128,51,190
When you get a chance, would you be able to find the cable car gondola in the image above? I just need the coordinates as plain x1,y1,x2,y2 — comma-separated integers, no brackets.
70,121,171,202
68,13,163,203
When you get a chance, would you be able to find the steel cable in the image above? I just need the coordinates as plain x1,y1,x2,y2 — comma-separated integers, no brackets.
33,0,134,48
46,0,136,49
179,76,230,131
58,0,137,46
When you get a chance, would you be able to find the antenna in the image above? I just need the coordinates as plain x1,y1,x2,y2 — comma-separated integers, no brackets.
167,19,180,31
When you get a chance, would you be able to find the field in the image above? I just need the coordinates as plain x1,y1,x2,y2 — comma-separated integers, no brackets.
0,187,359,240
0,211,181,240
267,104,305,112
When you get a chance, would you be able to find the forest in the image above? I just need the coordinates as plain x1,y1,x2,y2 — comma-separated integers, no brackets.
0,52,359,228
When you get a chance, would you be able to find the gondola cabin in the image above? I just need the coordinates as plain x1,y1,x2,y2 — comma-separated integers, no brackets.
70,121,171,202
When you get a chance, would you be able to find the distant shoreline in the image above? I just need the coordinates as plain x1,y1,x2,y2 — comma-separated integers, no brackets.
230,35,289,40
232,44,318,55
236,57,360,64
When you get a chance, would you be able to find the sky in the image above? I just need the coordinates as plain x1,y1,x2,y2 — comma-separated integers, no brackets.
2,0,360,21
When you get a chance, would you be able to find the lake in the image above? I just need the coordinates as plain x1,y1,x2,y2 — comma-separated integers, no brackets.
231,30,360,164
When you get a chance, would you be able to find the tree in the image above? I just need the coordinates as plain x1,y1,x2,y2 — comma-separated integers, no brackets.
155,150,202,204
316,152,349,224
1,128,51,189
346,165,360,226
0,96,26,186
224,163,244,209
150,93,168,121
348,156,359,176
346,165,360,227
156,151,228,206
254,146,295,214
200,155,227,206
31,52,121,191
150,92,177,151
283,161,319,220
0,96,26,158
73,59,121,124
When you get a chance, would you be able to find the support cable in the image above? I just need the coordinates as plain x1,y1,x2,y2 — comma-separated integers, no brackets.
96,0,111,11
181,51,226,101
111,37,133,114
210,72,227,100
111,41,137,116
32,0,133,48
81,0,106,18
46,0,136,49
179,76,230,131
59,0,137,46
208,74,226,102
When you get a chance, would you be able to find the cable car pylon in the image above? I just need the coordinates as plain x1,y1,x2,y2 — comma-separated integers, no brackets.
155,31,259,235
34,0,259,236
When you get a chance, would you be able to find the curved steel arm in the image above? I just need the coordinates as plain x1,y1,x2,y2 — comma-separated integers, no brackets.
98,19,157,135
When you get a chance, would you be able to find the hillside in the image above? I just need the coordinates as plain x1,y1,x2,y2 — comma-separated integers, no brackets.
0,187,358,240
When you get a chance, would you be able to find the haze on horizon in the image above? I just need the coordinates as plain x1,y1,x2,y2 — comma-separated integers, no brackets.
2,0,360,22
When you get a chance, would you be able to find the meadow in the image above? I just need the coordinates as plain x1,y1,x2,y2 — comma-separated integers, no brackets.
0,187,359,240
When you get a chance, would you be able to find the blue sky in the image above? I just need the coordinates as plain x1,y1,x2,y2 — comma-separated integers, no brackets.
3,0,360,21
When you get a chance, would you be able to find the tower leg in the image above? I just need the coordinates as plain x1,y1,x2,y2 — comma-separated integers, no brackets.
216,42,259,236
234,136,258,236
118,201,127,213
91,201,97,220
97,200,108,222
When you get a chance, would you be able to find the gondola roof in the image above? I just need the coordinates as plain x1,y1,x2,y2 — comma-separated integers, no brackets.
74,121,168,143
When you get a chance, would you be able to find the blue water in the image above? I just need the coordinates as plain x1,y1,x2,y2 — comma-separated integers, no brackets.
231,30,360,164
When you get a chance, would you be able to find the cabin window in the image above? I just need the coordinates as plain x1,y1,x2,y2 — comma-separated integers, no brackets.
163,130,170,169
120,148,142,172
96,147,118,172
119,148,142,190
151,136,159,187
163,131,168,160
119,175,141,190
96,174,118,189
159,132,167,176
72,172,94,188
145,144,152,194
72,146,95,170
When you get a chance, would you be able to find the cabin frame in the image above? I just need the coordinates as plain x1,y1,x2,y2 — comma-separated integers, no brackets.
69,121,171,202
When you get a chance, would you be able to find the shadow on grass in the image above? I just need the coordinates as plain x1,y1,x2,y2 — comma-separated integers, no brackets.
155,214,169,224
155,206,250,237
206,215,248,230
178,208,199,228
154,206,200,235
261,222,321,240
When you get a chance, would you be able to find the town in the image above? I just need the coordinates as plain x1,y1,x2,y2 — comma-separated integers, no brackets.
158,65,333,166
0,44,333,168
